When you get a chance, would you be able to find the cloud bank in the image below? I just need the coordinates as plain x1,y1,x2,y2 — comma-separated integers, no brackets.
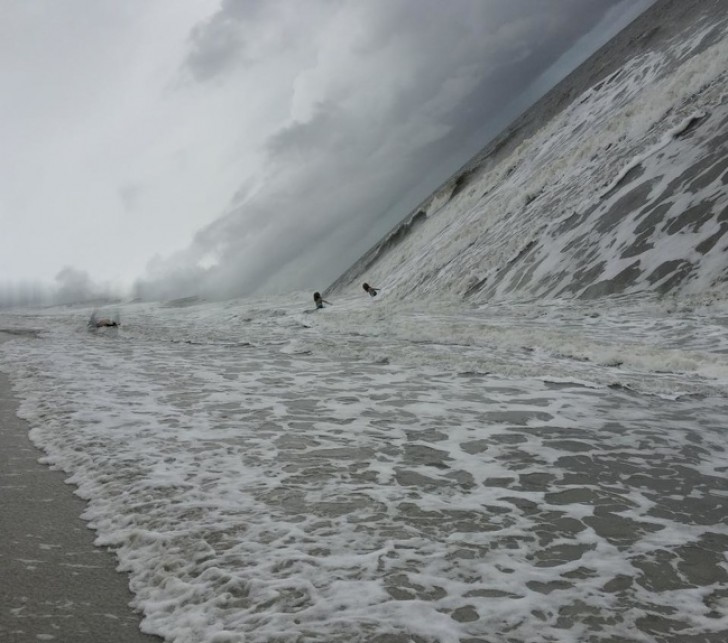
0,0,653,305
135,0,642,301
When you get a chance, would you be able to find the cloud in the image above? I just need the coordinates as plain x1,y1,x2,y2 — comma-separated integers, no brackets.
54,267,95,303
183,0,313,82
2,0,647,302
185,10,248,81
134,0,637,300
118,183,145,212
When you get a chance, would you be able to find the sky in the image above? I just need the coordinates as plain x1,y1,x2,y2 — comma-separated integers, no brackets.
0,0,655,304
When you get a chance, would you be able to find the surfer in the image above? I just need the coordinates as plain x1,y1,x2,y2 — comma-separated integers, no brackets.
313,292,331,309
362,282,379,297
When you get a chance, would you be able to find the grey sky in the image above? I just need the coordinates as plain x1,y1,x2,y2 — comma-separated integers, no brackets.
0,0,654,303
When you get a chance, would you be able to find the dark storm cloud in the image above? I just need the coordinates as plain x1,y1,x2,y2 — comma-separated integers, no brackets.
137,0,647,300
184,0,281,81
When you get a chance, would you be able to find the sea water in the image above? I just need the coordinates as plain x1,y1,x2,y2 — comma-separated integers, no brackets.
1,292,727,643
2,1,728,640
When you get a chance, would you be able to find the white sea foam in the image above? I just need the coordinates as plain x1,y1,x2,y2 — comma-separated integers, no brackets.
2,291,728,642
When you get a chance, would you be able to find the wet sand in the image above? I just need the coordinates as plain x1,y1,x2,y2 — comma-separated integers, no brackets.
0,334,161,643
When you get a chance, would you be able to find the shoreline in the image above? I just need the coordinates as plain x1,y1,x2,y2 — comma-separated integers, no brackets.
0,332,161,643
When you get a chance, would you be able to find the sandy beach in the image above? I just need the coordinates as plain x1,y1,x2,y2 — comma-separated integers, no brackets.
0,333,160,643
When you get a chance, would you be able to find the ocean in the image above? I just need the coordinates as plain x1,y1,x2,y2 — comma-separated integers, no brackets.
1,0,728,641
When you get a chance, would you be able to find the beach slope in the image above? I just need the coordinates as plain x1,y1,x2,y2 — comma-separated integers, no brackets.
0,335,161,643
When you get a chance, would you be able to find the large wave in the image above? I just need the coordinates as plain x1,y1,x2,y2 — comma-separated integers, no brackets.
329,0,728,304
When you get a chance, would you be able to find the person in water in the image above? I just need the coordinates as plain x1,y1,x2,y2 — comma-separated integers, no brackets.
313,292,331,309
362,282,379,297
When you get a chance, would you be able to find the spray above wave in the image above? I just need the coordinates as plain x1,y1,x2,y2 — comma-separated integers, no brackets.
330,0,728,304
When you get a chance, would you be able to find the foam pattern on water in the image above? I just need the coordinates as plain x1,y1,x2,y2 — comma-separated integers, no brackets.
2,295,728,643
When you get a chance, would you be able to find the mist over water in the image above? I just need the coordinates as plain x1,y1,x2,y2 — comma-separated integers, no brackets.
2,1,728,642
0,267,125,309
